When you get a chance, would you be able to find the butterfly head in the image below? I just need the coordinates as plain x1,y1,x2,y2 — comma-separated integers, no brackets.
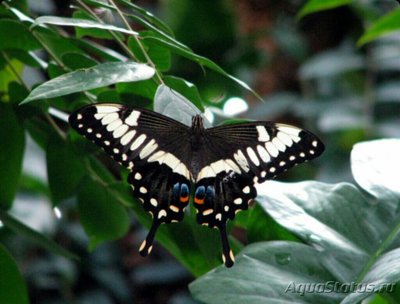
191,115,204,132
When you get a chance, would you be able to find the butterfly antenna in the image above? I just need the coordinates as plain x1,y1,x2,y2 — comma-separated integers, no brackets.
219,224,235,267
139,220,160,257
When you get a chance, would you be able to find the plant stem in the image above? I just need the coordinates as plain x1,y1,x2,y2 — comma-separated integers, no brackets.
108,0,164,84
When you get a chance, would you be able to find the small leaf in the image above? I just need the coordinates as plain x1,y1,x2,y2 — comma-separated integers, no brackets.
34,16,138,36
0,245,29,304
77,176,130,249
0,210,78,260
21,62,155,104
298,0,353,19
154,84,207,127
351,139,400,197
0,103,25,209
47,134,86,204
358,8,400,46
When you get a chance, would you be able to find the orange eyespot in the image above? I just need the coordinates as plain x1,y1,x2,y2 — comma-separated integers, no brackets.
180,195,189,203
194,197,205,205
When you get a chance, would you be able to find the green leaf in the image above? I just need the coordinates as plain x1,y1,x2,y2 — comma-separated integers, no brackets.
21,62,155,104
0,210,78,260
46,134,86,204
143,36,261,100
61,52,98,70
77,176,130,249
297,0,353,19
0,245,29,304
34,16,138,36
0,103,25,209
0,19,40,51
142,32,171,71
117,78,158,100
358,8,400,46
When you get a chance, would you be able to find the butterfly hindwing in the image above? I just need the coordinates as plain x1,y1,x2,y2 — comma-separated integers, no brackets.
128,160,190,256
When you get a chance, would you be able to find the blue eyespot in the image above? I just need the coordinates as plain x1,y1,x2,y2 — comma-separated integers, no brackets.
180,183,189,197
195,185,206,199
173,183,180,196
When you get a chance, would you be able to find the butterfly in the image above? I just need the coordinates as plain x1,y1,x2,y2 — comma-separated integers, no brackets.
69,103,324,267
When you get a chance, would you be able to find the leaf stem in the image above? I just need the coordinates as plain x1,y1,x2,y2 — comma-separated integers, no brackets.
76,0,138,61
355,221,400,282
1,51,29,91
108,0,164,84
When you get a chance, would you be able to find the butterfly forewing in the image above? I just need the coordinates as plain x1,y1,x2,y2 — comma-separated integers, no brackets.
69,103,192,255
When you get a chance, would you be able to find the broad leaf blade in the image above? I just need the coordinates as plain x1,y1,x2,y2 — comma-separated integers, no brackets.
190,242,343,304
21,62,155,104
0,103,25,210
0,245,29,304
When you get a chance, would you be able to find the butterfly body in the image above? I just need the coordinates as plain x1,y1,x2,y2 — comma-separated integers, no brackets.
69,103,324,267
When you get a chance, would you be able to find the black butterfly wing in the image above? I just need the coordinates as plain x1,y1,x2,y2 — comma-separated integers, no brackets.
69,103,192,256
193,122,324,267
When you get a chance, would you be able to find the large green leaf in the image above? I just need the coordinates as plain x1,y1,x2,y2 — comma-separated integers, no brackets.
0,245,29,304
21,62,155,104
358,9,400,46
298,0,353,19
190,139,400,303
0,103,25,210
77,176,130,249
191,242,342,304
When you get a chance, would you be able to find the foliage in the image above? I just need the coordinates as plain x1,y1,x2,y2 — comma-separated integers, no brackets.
0,0,399,303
